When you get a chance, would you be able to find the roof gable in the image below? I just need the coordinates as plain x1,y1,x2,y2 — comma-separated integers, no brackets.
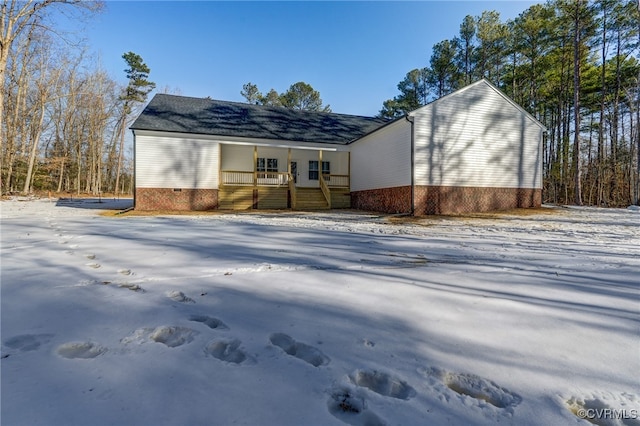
408,79,547,132
131,94,389,145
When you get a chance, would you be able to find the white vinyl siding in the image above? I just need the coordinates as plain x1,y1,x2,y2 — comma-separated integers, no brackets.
413,81,543,189
220,145,253,170
135,133,219,188
350,119,411,192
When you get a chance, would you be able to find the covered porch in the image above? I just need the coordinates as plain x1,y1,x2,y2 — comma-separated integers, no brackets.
218,144,351,210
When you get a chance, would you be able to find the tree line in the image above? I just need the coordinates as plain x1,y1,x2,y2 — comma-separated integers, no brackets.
2,0,638,207
241,81,332,112
0,0,154,197
381,0,639,207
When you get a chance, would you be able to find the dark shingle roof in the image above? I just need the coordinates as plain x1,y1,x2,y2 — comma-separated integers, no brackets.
131,94,389,145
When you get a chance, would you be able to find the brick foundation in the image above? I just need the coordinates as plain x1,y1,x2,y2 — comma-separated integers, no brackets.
414,185,542,215
350,186,412,214
350,185,541,215
135,188,218,211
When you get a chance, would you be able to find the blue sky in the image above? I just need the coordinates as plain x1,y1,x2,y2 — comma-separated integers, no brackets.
78,1,541,117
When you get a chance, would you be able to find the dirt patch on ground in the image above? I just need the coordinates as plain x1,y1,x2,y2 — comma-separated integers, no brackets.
100,208,290,218
386,206,564,225
106,206,566,220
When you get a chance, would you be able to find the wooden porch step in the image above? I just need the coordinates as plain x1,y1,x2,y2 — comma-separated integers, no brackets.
219,186,348,211
294,188,329,210
219,187,254,210
220,187,289,210
257,187,288,209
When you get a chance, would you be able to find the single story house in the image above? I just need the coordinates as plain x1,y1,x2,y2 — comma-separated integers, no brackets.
130,79,546,215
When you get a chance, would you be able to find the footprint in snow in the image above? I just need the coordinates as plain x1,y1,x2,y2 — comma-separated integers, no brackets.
327,388,386,426
360,339,375,348
3,334,54,352
350,369,416,400
121,326,197,348
117,283,144,292
204,339,252,364
566,394,640,426
421,367,521,409
56,341,107,359
167,290,194,303
95,280,143,292
149,326,196,347
189,315,228,330
269,333,330,367
86,263,101,269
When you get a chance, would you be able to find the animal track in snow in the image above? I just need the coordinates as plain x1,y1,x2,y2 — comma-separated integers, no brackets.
118,269,132,276
350,369,416,400
3,334,54,351
189,315,228,330
121,326,197,348
423,368,521,409
204,339,252,364
86,263,101,269
167,290,195,303
269,333,330,367
56,341,107,359
327,388,386,426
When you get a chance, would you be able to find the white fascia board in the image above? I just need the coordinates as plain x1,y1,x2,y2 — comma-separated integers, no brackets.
132,129,341,152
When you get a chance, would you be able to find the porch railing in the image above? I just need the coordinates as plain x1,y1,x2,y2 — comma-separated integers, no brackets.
221,170,350,193
323,174,349,188
319,174,332,209
221,170,290,187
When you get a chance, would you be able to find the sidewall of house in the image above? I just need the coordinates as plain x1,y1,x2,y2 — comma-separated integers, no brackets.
350,120,412,192
135,131,219,210
350,119,412,213
413,81,543,191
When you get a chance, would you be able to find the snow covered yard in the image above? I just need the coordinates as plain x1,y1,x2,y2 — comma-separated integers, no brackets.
1,198,638,426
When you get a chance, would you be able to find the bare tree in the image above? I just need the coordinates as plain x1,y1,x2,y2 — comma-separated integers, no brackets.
22,37,63,194
1,0,102,194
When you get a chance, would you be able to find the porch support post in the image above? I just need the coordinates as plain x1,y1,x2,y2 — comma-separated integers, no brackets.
253,146,258,187
288,148,292,175
319,150,323,181
347,151,351,188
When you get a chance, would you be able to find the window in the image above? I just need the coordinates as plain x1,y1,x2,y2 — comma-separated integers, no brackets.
309,161,318,180
309,161,330,180
257,158,278,172
322,161,330,176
